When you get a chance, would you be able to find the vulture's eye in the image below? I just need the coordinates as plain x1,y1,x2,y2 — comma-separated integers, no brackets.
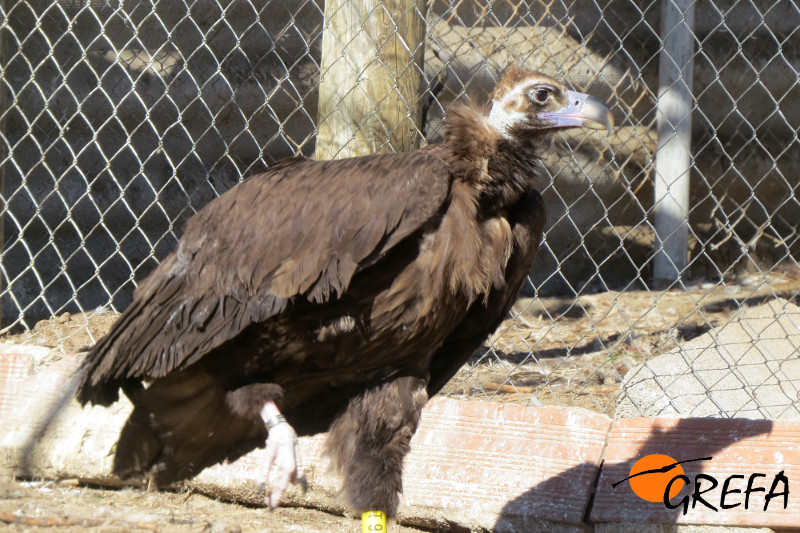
531,87,551,104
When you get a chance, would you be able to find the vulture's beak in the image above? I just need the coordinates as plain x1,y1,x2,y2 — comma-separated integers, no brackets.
539,90,614,134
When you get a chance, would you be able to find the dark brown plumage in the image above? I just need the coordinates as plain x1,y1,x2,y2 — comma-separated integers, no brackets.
76,67,612,517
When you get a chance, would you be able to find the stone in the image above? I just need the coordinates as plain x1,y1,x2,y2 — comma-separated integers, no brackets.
617,298,800,419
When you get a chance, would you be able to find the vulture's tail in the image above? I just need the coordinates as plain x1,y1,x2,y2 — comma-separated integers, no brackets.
114,368,269,486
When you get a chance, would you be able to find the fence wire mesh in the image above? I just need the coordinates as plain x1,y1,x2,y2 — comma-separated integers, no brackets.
1,0,799,419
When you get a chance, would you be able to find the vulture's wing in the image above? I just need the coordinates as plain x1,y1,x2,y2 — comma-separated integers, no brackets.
427,189,545,396
79,151,451,403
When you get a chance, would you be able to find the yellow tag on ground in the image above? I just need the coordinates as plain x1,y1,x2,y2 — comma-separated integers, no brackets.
361,510,386,532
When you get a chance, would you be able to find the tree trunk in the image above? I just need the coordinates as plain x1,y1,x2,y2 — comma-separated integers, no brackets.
314,0,426,160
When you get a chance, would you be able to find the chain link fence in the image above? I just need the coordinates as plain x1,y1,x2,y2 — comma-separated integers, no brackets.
1,0,799,418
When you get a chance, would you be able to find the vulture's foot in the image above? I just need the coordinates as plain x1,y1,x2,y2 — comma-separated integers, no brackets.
260,400,306,508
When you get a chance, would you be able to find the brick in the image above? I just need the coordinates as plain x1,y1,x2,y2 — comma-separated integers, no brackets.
402,397,611,529
0,344,128,483
0,346,612,532
591,417,800,528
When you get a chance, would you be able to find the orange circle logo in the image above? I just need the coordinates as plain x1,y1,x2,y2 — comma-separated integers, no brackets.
628,454,687,502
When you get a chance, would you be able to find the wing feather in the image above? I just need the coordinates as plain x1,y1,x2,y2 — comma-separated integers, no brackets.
427,189,546,396
78,151,451,404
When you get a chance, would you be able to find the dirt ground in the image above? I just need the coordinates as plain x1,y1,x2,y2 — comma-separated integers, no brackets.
441,271,800,414
0,478,430,533
3,272,800,417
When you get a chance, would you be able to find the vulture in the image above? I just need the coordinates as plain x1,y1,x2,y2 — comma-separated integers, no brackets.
76,67,612,525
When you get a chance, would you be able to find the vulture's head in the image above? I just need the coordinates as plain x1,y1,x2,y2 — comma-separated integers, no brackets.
488,67,614,140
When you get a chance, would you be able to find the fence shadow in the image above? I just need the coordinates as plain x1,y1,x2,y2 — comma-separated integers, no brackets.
493,417,774,531
11,366,87,479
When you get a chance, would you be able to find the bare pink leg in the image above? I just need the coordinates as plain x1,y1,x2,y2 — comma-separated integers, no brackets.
260,400,306,508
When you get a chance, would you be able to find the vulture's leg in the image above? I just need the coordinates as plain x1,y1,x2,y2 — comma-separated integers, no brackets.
260,400,306,507
226,384,305,507
327,375,428,521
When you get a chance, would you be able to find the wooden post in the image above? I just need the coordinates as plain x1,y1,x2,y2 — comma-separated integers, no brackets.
653,0,695,284
314,0,426,160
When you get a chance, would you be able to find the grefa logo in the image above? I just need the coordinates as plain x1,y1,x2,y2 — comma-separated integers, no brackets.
613,454,790,515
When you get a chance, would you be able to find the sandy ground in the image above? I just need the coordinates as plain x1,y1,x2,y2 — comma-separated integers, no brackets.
3,273,800,418
0,478,430,533
433,272,799,415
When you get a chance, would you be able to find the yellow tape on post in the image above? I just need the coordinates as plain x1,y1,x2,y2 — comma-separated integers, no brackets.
361,510,386,533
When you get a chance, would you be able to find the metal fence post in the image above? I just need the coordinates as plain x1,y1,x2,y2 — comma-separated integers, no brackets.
0,0,8,328
653,0,696,284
